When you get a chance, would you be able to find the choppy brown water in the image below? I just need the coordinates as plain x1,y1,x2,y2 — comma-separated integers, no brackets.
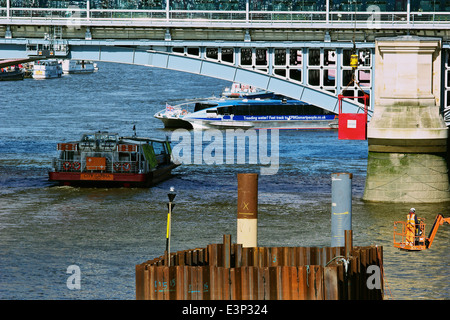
0,63,449,299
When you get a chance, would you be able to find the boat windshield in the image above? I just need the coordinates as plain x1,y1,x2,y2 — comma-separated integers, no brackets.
152,141,167,155
81,133,118,142
82,134,95,141
194,102,218,112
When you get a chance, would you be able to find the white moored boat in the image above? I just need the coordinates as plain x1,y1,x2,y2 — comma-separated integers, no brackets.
32,60,62,79
221,83,273,99
61,60,97,74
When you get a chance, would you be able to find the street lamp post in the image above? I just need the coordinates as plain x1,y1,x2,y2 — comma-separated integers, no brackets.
165,186,176,267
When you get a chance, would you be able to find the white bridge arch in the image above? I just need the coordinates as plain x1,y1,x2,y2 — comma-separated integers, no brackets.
68,44,371,116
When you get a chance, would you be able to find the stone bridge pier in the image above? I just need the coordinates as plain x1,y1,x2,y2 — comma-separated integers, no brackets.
364,36,450,203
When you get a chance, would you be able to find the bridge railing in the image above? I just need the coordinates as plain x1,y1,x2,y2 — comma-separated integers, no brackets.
1,7,450,28
169,10,247,22
0,7,88,20
90,9,166,20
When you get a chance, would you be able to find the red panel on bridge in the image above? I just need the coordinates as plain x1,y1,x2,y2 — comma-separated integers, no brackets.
338,113,367,140
337,94,368,141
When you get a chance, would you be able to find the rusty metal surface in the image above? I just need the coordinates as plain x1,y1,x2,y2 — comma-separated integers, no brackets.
136,235,384,300
237,173,258,219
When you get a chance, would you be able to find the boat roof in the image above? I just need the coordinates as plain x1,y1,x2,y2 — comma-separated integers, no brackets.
74,132,167,144
120,136,168,143
36,60,60,65
170,95,309,105
197,98,310,107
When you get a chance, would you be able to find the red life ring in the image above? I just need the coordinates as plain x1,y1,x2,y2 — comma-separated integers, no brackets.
122,162,131,171
113,162,122,171
72,162,81,171
63,161,72,171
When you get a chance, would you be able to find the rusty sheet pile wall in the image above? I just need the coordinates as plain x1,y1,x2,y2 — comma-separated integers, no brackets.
136,235,384,300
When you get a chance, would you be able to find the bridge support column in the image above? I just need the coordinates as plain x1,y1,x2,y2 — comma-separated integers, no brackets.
5,26,12,39
363,36,450,203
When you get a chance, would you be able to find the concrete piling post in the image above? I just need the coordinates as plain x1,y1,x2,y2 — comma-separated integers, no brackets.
237,173,258,248
331,173,352,247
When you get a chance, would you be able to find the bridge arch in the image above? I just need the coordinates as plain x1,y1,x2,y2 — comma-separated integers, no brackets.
68,44,369,116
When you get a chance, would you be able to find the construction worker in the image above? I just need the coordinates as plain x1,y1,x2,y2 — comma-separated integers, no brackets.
406,208,418,246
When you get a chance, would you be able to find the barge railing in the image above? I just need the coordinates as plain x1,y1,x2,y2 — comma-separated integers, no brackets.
53,158,146,174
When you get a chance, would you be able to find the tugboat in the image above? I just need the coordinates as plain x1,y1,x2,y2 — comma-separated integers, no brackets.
49,131,179,187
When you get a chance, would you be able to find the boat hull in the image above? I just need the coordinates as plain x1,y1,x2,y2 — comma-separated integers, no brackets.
33,70,62,79
64,69,95,74
156,116,193,129
0,70,24,81
49,163,179,187
188,116,338,130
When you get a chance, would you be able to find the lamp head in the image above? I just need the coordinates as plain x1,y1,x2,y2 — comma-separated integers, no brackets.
168,186,176,202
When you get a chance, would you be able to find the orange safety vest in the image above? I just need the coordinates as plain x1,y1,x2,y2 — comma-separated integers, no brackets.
406,212,416,245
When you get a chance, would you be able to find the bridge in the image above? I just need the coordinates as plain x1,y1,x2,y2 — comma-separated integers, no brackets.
1,0,450,117
2,0,450,203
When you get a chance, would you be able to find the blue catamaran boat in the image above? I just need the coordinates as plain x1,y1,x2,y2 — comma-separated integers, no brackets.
154,97,338,130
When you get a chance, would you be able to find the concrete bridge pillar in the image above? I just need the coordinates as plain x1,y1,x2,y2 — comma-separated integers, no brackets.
363,36,450,203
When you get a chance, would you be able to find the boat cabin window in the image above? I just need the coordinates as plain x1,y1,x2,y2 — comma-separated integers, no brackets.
80,135,95,149
82,135,95,141
194,103,218,112
216,106,232,115
152,142,167,155
216,104,334,116
82,133,117,142
105,135,117,142
59,151,75,161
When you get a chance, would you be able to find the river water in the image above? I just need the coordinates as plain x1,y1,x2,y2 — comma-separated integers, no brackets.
0,62,448,300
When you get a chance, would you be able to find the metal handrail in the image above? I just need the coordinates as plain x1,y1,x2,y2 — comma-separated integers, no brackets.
55,158,145,174
393,219,426,247
1,7,450,28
